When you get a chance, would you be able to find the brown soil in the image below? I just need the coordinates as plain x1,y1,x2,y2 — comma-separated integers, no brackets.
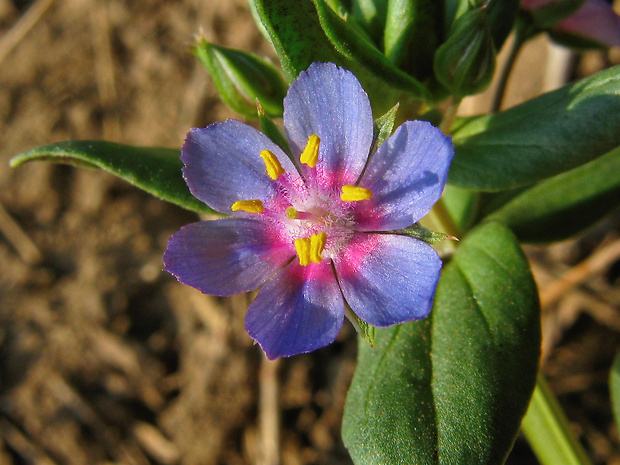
0,1,618,464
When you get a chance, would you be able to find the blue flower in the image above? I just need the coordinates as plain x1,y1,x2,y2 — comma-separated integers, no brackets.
164,62,454,359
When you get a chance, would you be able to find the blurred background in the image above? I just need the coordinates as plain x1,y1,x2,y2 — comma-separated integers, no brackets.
0,0,619,464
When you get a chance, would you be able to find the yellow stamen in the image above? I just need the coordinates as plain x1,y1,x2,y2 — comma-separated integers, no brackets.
231,199,264,213
310,232,327,264
294,237,311,266
340,185,373,202
260,149,285,180
294,233,327,266
300,134,320,168
286,206,298,219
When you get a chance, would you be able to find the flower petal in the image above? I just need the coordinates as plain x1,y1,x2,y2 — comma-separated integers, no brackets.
245,261,344,359
163,218,292,296
334,233,442,327
356,120,454,231
283,62,374,187
182,119,300,214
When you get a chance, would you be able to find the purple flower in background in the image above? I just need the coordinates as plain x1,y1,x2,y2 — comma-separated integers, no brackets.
163,63,453,359
521,0,620,47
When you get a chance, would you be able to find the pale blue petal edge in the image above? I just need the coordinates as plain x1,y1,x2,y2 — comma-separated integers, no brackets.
163,218,292,296
335,233,442,327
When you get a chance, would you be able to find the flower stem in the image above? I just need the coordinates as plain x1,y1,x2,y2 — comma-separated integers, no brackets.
439,98,462,134
521,372,593,465
491,20,531,113
431,197,462,240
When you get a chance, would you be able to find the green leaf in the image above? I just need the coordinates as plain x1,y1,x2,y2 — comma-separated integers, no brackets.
383,0,443,80
252,0,342,82
10,141,213,214
194,38,287,118
522,373,594,465
484,145,620,243
312,0,430,99
526,0,586,29
343,222,540,464
486,0,519,50
450,65,620,191
254,0,429,115
351,0,389,45
441,184,480,234
611,352,620,435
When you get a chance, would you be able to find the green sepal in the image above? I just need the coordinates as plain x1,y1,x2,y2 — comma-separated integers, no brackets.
194,38,287,118
383,0,443,80
370,103,399,154
10,141,213,214
450,65,620,191
483,145,620,243
343,222,540,464
345,304,376,347
257,102,292,158
433,5,496,98
387,223,457,245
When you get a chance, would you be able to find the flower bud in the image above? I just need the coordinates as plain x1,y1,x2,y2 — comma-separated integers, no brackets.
433,5,496,98
194,38,287,118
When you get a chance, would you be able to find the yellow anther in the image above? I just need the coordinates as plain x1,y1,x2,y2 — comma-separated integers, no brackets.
286,206,298,219
260,149,285,180
231,199,264,213
294,237,311,266
340,185,373,202
294,233,327,266
310,232,327,264
300,134,320,168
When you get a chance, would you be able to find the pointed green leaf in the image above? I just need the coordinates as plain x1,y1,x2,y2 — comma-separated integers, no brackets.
10,141,213,214
343,222,540,464
450,65,620,191
484,145,620,243
194,39,287,118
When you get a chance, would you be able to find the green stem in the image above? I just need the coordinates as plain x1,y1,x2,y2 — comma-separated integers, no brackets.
439,98,462,134
521,373,593,465
491,30,525,113
432,197,462,240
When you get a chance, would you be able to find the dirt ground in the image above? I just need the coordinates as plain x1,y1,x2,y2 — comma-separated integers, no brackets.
0,1,619,464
